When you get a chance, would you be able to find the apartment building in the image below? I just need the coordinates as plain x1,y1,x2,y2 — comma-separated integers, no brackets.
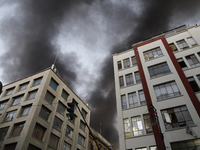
113,24,200,150
0,66,90,150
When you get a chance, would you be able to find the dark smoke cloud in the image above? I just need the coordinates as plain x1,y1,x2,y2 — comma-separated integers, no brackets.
0,0,200,149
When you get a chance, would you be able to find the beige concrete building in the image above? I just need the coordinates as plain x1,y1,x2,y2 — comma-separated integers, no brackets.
113,24,200,150
0,66,90,150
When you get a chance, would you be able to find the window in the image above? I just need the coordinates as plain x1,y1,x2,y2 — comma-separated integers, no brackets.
12,95,23,106
123,58,130,68
63,142,71,150
5,87,14,96
177,58,188,70
53,116,63,131
161,105,194,130
176,39,189,50
169,43,178,52
27,144,41,150
143,114,153,134
78,134,85,146
119,76,124,87
131,56,137,66
39,105,51,121
11,122,25,136
45,91,55,104
50,78,58,91
66,125,73,138
138,90,146,105
118,61,122,70
32,123,46,141
135,71,141,84
4,143,17,150
144,47,163,60
131,116,144,136
3,110,17,122
198,52,200,57
187,77,200,92
121,95,127,109
197,75,200,81
19,82,29,91
0,100,8,110
149,146,157,150
187,37,197,46
125,73,134,86
135,148,147,150
186,54,200,67
123,118,131,138
81,109,87,119
171,139,200,150
20,105,31,116
80,120,86,131
62,89,69,101
57,101,65,115
27,90,37,100
0,127,9,140
48,133,59,149
148,62,171,78
33,77,42,86
128,92,138,108
154,81,181,100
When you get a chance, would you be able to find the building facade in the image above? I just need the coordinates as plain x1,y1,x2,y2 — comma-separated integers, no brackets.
0,67,90,150
113,25,200,150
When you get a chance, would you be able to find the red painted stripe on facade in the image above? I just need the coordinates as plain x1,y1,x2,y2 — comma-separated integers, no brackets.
161,37,200,117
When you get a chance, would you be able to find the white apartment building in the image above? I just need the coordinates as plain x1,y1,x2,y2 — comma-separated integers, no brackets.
113,25,200,150
0,66,90,150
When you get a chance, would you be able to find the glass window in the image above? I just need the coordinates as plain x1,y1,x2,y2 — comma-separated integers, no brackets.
45,91,55,104
20,105,31,116
123,118,131,138
50,78,58,91
128,92,138,108
63,142,71,150
125,73,134,86
161,105,194,130
135,71,141,84
118,61,122,70
80,120,86,131
169,43,178,52
4,143,17,150
187,77,200,92
48,133,59,149
82,109,87,119
66,125,73,138
139,90,146,105
78,134,85,146
131,56,137,66
171,139,200,150
154,81,181,100
143,114,153,134
5,87,15,96
119,76,124,87
149,146,157,150
3,110,17,122
32,123,46,141
27,144,41,150
144,47,163,60
0,100,8,110
19,82,29,91
0,127,9,140
131,116,144,136
176,39,189,50
57,101,65,115
39,105,51,121
121,95,127,109
186,54,200,67
61,89,69,101
123,58,131,68
33,77,42,86
27,90,37,100
12,95,24,106
53,116,63,131
197,75,200,82
135,148,147,150
187,37,197,46
148,62,171,78
11,122,25,136
177,58,188,70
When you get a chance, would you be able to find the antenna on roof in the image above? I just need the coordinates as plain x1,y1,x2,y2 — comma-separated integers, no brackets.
51,50,60,77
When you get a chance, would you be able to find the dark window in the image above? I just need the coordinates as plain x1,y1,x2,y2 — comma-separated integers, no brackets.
125,73,134,86
12,95,23,106
197,75,200,81
50,78,58,91
53,116,63,131
171,139,200,150
186,54,200,67
20,105,31,116
139,90,146,105
61,89,69,101
135,71,141,84
4,143,17,150
0,100,8,110
45,91,55,104
3,110,17,122
144,47,163,60
161,105,194,130
0,127,9,140
78,134,85,146
19,82,29,91
176,39,189,50
81,109,87,119
5,87,15,96
48,133,59,149
57,101,65,115
143,114,153,134
66,125,73,138
80,120,86,131
169,43,178,52
121,95,127,109
177,58,188,70
148,62,171,78
11,122,25,136
128,92,138,108
32,123,46,141
27,144,41,150
39,105,51,121
119,76,124,87
123,58,131,68
118,61,122,70
33,77,42,86
27,90,37,100
131,56,137,66
187,77,200,92
63,142,71,150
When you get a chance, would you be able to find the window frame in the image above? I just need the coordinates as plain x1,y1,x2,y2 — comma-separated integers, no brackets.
66,125,73,139
123,58,131,69
32,77,42,87
143,114,153,134
12,95,24,106
0,126,9,140
32,123,46,141
0,99,8,110
3,110,17,122
61,89,69,101
125,73,134,86
176,39,189,50
119,76,124,87
143,47,163,61
27,90,37,100
187,77,200,92
78,134,85,146
138,90,146,106
121,95,127,109
11,122,25,137
48,133,59,149
19,82,29,91
50,78,59,91
5,87,15,96
131,116,144,136
20,104,32,117
53,116,63,131
44,90,55,104
148,62,171,78
39,105,51,121
128,92,138,108
123,118,131,138
186,54,200,67
57,101,66,115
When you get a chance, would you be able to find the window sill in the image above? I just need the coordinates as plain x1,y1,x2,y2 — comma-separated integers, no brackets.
122,104,147,111
53,127,61,132
165,124,197,132
120,82,142,89
156,95,183,102
39,116,49,123
150,72,173,80
144,55,165,62
118,65,138,72
32,136,44,143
